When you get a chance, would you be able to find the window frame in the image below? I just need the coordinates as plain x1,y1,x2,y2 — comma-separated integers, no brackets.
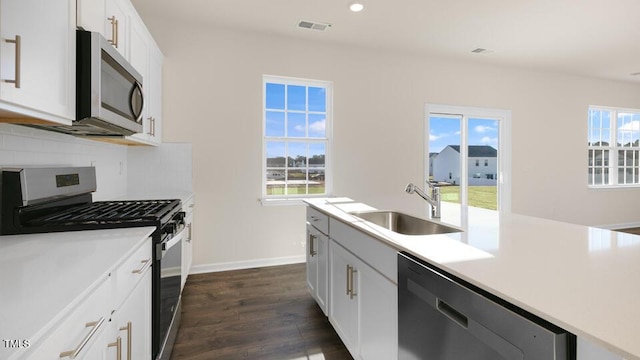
588,105,640,189
261,75,333,204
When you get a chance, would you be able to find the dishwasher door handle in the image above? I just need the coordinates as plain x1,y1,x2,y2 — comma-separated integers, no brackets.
437,299,468,328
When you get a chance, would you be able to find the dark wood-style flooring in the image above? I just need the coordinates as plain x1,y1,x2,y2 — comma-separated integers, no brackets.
170,263,352,360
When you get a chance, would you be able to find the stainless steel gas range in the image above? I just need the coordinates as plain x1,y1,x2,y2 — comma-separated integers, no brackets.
0,166,183,360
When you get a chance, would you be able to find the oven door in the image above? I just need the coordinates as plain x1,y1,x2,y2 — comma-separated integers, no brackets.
156,227,184,360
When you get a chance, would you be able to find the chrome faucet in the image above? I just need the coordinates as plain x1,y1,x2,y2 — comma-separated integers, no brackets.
405,182,441,218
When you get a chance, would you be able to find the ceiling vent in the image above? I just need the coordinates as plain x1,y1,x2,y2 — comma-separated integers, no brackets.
297,20,332,32
472,48,488,54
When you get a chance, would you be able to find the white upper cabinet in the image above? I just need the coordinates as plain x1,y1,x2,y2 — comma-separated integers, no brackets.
76,0,106,34
0,0,75,123
78,0,130,59
126,10,163,145
104,0,129,59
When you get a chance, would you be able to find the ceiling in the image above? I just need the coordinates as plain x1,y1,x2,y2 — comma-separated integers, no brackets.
130,0,640,83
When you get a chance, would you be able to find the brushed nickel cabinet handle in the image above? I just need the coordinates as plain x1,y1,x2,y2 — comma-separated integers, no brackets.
187,223,192,243
119,321,132,360
308,233,317,257
3,35,21,88
349,266,357,299
346,265,351,296
59,317,105,358
115,18,119,48
107,337,122,360
147,117,153,135
132,259,151,274
108,16,117,47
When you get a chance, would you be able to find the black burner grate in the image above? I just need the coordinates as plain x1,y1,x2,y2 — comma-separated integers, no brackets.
27,199,180,227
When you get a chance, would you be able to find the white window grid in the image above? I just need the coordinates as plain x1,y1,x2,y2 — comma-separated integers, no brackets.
588,106,640,187
262,75,332,198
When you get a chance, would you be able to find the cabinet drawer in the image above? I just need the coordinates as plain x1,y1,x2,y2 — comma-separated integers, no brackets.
307,207,329,235
113,238,153,308
26,278,110,360
330,218,398,283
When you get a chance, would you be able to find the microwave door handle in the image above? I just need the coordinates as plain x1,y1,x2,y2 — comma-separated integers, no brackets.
130,81,144,123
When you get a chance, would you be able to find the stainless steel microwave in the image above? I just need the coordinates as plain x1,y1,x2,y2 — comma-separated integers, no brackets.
75,30,143,136
32,30,144,137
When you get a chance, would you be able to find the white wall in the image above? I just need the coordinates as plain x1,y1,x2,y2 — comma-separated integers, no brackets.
142,20,640,269
0,124,127,199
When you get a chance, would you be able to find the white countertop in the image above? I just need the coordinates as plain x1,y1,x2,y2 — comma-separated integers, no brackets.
0,226,155,359
306,197,640,360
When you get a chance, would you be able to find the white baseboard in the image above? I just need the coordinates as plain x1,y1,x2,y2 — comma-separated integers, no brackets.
189,255,306,274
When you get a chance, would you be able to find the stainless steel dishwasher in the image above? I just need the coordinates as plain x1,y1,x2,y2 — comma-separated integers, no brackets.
398,252,576,360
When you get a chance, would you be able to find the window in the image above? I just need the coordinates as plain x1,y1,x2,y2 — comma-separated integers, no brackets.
484,159,488,167
263,76,332,198
475,159,479,166
588,106,640,187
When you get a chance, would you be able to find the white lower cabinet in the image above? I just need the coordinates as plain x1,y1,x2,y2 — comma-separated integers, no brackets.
181,195,195,291
26,278,111,360
25,237,152,360
105,244,151,360
306,222,329,314
359,259,397,360
305,206,398,360
577,337,625,360
329,241,360,353
329,240,397,360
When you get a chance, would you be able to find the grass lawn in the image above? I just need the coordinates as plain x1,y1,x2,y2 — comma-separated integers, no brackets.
439,186,497,210
266,184,325,195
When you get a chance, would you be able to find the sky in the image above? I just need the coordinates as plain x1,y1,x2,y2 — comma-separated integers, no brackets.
429,116,499,153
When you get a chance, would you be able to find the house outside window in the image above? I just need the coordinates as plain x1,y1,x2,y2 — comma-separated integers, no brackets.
588,106,640,187
263,75,332,198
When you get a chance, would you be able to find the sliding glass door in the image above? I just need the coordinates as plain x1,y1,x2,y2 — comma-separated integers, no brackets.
426,105,511,228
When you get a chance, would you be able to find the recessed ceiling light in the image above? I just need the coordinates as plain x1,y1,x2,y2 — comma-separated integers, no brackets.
349,2,365,12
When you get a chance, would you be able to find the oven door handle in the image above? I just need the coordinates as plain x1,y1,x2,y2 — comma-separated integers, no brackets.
163,226,187,252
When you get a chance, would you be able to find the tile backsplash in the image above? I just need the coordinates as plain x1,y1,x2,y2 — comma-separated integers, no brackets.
127,143,192,195
0,123,127,200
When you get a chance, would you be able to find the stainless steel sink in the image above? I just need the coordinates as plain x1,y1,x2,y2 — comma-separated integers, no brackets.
350,210,461,236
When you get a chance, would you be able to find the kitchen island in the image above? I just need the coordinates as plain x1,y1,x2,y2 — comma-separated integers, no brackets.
306,197,640,360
